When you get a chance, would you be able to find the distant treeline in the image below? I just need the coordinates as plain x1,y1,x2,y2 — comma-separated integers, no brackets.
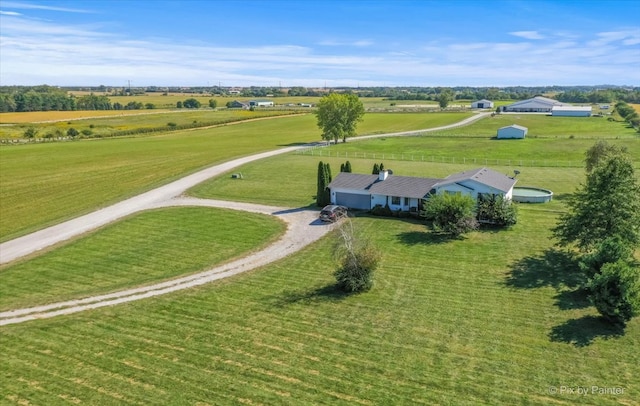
0,86,151,113
2,84,640,113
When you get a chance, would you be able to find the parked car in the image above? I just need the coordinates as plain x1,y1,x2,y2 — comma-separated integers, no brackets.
319,205,347,222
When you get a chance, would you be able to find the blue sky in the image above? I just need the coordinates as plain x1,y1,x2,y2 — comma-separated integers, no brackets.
1,0,639,87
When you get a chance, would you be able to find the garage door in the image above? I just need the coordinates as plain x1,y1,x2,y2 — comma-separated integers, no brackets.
335,192,370,210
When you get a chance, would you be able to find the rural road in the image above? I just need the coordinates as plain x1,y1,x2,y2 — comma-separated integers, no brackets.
0,111,489,325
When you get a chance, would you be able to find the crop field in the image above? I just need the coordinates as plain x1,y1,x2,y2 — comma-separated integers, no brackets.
1,109,639,405
0,109,298,139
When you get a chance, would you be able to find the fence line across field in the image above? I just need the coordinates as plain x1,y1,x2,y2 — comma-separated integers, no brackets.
295,146,586,168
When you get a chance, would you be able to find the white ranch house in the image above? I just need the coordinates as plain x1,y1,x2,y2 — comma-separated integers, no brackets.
497,124,528,139
329,168,517,212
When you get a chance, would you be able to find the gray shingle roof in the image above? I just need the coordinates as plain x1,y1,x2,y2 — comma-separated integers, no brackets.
329,173,441,198
328,173,379,190
370,176,441,198
435,167,516,193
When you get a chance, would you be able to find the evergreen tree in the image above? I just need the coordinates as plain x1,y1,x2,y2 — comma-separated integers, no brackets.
345,161,352,173
372,163,380,174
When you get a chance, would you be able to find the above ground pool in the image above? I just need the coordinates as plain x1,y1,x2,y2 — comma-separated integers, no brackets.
512,187,553,203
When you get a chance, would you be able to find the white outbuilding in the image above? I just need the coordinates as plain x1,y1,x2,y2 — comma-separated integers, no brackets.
497,124,528,139
551,105,592,117
471,99,494,109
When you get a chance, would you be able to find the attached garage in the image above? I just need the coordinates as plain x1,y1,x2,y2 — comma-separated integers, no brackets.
334,192,371,210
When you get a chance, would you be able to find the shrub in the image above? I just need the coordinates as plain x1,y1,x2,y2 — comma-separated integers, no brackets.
333,221,380,293
66,128,79,138
422,193,478,236
589,260,640,326
477,195,517,227
81,129,93,136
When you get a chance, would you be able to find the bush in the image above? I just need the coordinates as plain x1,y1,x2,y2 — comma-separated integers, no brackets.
333,221,380,293
589,260,640,326
477,195,517,227
422,193,478,236
66,128,79,138
370,204,393,217
81,129,93,136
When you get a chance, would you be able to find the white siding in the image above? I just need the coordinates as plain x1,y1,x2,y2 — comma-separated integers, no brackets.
497,126,527,139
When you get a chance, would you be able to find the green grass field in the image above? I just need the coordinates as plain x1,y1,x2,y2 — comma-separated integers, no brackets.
0,112,472,241
0,207,285,311
1,209,638,405
1,109,639,405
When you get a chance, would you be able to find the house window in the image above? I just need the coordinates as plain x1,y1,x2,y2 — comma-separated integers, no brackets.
391,196,401,205
404,197,410,206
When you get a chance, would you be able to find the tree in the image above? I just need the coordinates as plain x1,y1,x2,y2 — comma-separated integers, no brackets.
437,89,453,109
584,140,627,173
372,163,380,174
23,127,39,139
333,219,380,293
422,193,479,236
209,99,217,109
176,101,183,108
183,98,201,108
553,149,640,251
67,128,79,138
476,194,518,227
341,161,352,173
316,161,332,207
579,236,635,279
315,93,365,143
589,260,640,326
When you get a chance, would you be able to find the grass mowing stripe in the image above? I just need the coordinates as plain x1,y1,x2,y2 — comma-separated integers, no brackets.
2,211,638,404
0,207,285,310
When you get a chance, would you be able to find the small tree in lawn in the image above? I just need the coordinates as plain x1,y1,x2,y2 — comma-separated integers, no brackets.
333,219,380,293
589,260,640,327
344,161,352,173
372,163,380,174
422,193,478,237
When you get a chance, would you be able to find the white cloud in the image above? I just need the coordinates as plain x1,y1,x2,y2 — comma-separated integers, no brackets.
0,10,22,16
1,12,639,87
510,31,545,40
1,1,92,13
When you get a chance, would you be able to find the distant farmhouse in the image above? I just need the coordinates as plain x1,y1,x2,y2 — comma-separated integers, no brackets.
228,99,275,109
471,99,494,109
329,168,516,212
501,96,591,116
497,124,528,139
249,99,274,107
228,100,250,109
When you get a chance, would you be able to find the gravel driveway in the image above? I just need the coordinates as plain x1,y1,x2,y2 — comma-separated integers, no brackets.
0,112,489,325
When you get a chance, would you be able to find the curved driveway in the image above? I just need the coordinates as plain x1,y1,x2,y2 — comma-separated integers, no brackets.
0,112,489,325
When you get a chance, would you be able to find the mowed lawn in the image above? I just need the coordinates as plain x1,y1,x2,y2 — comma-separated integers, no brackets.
1,208,638,405
0,112,474,241
0,207,286,311
189,155,586,208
